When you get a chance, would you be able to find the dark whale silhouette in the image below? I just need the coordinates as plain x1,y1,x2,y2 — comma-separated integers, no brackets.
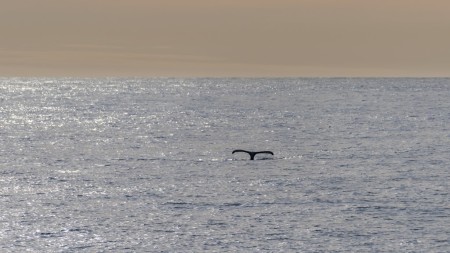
232,150,274,160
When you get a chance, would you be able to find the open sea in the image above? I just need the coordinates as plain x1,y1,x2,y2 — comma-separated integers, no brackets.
1,77,449,252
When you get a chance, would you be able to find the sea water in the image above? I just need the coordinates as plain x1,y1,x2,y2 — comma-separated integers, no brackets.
1,78,449,252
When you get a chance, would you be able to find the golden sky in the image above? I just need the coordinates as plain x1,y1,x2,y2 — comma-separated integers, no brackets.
1,0,450,77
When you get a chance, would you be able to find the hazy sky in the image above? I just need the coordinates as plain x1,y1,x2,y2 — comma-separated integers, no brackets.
1,0,450,77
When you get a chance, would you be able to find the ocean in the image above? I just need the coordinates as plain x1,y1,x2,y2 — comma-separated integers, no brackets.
1,77,449,252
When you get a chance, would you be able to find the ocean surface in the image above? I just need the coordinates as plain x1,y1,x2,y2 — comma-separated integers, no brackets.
1,77,449,252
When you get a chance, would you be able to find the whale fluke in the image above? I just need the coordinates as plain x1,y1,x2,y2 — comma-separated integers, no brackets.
232,149,274,160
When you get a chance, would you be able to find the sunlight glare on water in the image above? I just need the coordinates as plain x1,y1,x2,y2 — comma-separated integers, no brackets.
0,77,449,252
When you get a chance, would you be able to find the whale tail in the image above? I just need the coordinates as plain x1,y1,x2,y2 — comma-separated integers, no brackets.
232,149,274,160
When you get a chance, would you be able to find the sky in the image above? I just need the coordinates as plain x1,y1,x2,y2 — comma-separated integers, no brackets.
1,0,450,77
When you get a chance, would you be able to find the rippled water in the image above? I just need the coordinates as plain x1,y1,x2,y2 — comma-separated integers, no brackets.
1,78,449,252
